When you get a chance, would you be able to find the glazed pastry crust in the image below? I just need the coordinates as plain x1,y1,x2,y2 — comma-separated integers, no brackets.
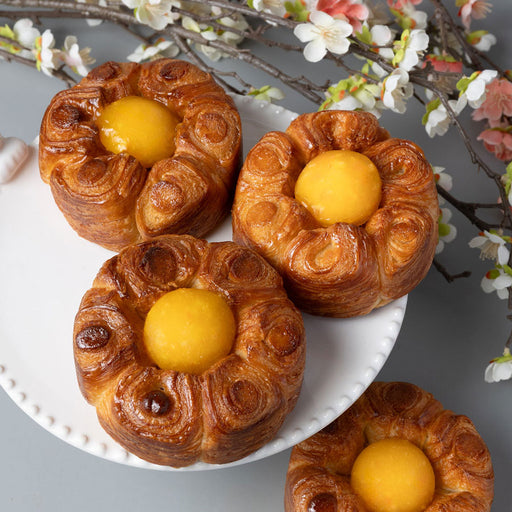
232,111,438,317
285,381,494,512
39,59,242,251
73,235,305,467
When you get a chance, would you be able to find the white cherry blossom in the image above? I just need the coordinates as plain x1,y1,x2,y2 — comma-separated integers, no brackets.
12,19,40,49
436,207,457,254
61,36,95,76
252,0,286,17
393,29,429,71
122,0,181,31
249,85,285,102
381,68,413,113
328,90,381,117
485,348,512,383
433,166,452,191
76,0,107,26
397,3,428,30
212,9,249,47
365,24,394,77
371,24,394,53
35,30,60,76
456,69,498,112
294,10,353,63
127,39,179,62
181,10,248,62
423,98,459,138
481,267,512,299
469,230,510,265
322,76,382,117
471,31,497,51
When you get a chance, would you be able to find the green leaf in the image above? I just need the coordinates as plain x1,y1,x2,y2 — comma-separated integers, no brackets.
456,71,480,93
390,8,413,30
0,24,19,53
438,222,451,238
467,30,488,45
502,264,512,276
392,48,404,66
284,1,309,22
355,25,372,45
487,268,500,280
0,24,15,40
422,99,441,125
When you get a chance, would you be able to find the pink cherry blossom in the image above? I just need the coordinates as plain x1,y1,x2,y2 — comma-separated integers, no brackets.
478,128,512,161
316,0,369,32
458,0,492,30
387,0,423,9
424,54,463,73
472,78,512,123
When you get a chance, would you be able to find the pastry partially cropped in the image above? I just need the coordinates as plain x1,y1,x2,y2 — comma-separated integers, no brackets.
73,235,305,467
232,111,438,317
40,59,242,251
285,381,494,512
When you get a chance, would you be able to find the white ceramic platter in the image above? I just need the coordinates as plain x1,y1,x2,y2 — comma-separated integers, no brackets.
0,94,406,471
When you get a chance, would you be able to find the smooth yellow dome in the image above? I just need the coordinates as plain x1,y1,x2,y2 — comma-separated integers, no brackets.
143,288,236,375
294,150,382,226
97,95,180,167
350,438,436,512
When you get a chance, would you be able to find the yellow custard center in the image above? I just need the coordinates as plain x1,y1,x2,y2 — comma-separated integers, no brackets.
143,288,236,375
350,438,436,512
96,95,180,168
294,150,382,226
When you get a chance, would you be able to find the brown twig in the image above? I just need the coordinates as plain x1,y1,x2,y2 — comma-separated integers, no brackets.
170,31,245,94
0,45,77,86
433,258,472,283
436,185,503,232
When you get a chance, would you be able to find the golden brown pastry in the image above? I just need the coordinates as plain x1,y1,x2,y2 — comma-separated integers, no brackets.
285,381,494,512
232,111,438,317
39,59,242,251
73,235,305,467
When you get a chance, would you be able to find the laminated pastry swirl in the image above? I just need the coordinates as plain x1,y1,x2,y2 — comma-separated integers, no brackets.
73,235,305,467
232,111,438,317
285,381,494,512
39,59,242,251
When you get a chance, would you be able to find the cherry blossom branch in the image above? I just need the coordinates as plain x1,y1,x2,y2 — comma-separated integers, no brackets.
181,0,297,29
428,0,483,69
0,38,76,86
436,93,512,231
437,184,503,231
0,0,326,102
433,258,472,282
169,31,246,94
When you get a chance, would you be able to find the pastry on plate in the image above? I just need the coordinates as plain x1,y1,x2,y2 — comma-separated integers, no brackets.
73,235,305,467
232,111,438,317
40,59,242,251
285,381,494,512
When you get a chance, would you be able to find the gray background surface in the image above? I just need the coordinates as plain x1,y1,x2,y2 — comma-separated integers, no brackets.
1,2,511,510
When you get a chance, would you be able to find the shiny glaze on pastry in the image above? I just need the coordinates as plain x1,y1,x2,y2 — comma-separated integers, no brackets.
39,59,242,251
285,381,494,512
232,111,438,317
73,235,305,467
